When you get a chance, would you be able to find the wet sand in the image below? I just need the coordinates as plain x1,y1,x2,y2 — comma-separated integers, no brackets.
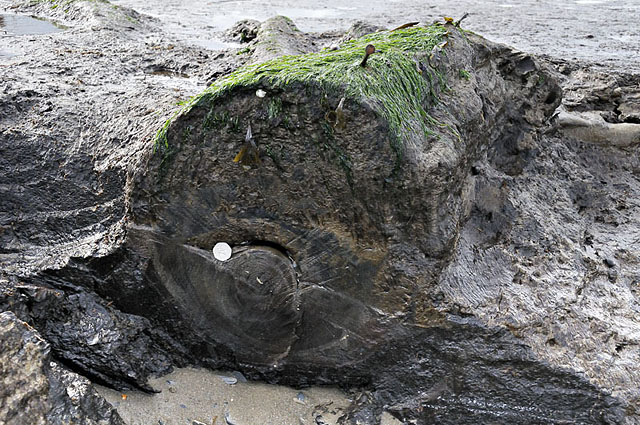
97,367,402,425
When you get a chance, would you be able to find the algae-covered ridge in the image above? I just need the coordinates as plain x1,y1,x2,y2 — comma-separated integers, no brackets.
156,24,451,163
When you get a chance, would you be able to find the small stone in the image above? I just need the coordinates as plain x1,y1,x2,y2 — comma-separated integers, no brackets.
180,404,187,409
604,258,616,268
315,415,328,425
168,386,177,393
293,391,306,405
256,89,266,98
192,421,207,425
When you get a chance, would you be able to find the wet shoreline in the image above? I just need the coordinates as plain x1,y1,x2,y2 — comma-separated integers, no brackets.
109,0,640,72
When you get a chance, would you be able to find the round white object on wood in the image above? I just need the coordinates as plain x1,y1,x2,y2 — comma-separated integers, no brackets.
213,242,232,261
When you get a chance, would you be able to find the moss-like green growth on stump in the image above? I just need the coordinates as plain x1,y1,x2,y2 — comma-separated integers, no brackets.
155,24,450,165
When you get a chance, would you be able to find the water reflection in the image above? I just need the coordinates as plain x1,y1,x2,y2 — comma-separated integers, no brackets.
0,14,64,36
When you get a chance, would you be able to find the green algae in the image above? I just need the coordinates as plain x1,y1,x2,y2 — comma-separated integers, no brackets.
155,24,451,169
32,0,108,7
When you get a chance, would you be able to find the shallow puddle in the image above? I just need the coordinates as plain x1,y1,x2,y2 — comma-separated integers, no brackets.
0,14,64,36
184,37,240,51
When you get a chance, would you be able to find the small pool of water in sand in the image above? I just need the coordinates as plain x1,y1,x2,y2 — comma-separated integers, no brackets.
0,14,64,36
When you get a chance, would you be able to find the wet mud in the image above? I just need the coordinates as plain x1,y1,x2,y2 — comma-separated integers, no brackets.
111,0,640,73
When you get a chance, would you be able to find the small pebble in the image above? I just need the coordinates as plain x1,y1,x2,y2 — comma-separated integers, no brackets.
180,404,187,409
294,392,306,405
192,421,207,425
315,415,328,425
167,380,175,385
168,386,177,393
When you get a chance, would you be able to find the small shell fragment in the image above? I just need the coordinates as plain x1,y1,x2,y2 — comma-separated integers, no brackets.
256,89,266,98
224,411,237,425
213,242,232,261
231,371,248,383
219,375,238,385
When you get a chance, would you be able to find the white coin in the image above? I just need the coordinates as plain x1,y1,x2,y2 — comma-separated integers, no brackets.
212,242,232,261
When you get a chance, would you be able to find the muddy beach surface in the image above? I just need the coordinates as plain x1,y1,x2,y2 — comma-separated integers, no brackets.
1,0,639,424
108,0,640,73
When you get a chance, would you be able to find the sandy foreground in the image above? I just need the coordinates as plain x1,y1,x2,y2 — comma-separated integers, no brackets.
97,367,401,425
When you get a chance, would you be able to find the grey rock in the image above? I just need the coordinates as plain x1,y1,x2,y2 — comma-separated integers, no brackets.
0,311,125,425
3,282,174,392
0,311,50,425
47,361,126,425
249,16,316,63
338,20,385,43
225,19,261,43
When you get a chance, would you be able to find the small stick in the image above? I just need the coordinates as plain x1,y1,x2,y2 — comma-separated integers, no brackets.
360,44,376,67
455,12,469,27
391,22,420,32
